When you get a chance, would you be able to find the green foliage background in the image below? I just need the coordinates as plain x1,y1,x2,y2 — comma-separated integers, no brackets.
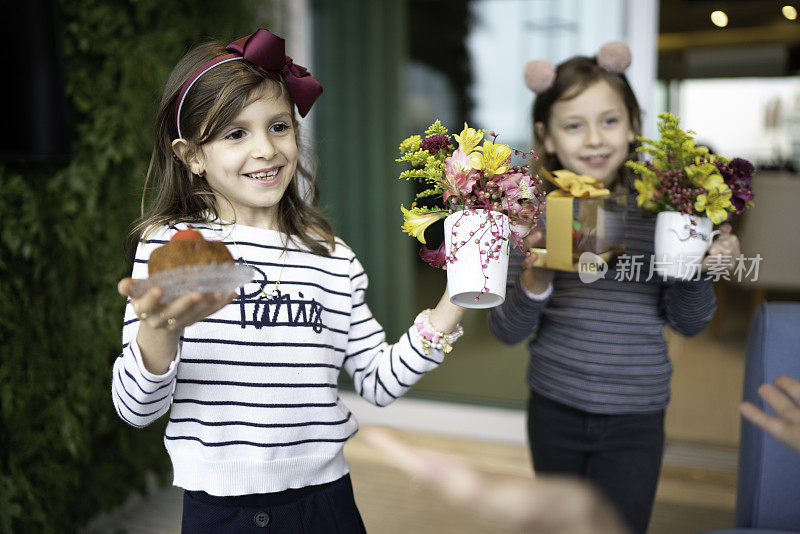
0,2,265,531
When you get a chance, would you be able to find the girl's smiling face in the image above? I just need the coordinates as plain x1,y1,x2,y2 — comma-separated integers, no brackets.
539,79,635,187
196,87,298,229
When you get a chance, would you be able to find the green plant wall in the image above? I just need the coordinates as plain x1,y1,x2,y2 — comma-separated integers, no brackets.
0,2,265,532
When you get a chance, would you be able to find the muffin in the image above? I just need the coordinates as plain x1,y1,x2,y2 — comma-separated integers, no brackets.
148,228,233,275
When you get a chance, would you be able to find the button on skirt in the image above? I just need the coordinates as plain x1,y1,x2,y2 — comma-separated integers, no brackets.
181,474,367,533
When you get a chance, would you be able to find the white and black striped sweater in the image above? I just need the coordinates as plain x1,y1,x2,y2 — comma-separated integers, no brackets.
112,222,445,496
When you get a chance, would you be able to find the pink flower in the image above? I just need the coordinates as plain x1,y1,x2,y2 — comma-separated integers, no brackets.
502,198,524,217
508,204,540,245
443,149,478,202
496,173,534,203
419,242,447,269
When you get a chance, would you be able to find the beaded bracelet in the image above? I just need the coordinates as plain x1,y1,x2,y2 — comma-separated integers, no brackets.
413,309,464,355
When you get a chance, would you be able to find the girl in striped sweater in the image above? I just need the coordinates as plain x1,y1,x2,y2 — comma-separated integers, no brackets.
112,28,466,533
488,42,740,534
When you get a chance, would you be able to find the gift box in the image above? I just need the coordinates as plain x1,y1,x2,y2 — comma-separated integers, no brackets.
530,170,627,271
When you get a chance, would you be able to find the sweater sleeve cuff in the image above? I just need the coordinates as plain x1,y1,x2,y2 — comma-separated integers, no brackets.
669,277,713,291
125,337,182,383
406,326,446,365
519,275,554,301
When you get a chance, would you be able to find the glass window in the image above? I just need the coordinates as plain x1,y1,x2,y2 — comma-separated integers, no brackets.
403,0,656,406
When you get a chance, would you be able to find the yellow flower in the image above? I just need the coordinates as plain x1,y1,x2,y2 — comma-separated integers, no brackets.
698,171,724,191
685,162,723,188
695,184,733,224
551,169,609,198
400,205,448,244
452,123,484,155
634,178,658,210
469,140,511,176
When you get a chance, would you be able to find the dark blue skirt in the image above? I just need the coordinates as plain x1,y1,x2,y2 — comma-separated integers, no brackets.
181,474,367,533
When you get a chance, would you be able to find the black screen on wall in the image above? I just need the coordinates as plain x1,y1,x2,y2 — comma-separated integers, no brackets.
0,0,70,162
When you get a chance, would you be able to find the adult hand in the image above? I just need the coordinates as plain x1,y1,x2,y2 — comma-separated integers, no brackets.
701,223,740,272
521,230,555,294
360,426,630,534
740,375,800,455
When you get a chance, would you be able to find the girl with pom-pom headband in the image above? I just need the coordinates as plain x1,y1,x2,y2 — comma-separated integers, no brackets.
489,38,743,534
523,41,641,184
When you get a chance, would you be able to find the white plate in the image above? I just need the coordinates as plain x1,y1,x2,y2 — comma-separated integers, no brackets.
129,263,255,304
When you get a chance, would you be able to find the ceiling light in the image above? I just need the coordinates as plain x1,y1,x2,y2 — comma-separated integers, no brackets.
710,10,728,27
783,5,798,20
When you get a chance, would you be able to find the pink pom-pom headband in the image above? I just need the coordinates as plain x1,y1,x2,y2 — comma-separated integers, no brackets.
523,41,631,94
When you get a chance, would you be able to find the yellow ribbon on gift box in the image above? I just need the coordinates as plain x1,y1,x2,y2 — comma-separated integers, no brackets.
540,169,611,271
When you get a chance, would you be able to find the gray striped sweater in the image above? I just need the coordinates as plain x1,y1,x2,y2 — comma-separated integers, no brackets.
112,222,445,496
488,195,716,414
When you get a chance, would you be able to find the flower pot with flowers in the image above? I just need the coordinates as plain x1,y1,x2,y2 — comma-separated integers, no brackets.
397,121,546,308
626,113,755,280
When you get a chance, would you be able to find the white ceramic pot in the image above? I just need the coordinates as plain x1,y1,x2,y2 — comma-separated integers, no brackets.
653,211,719,280
443,209,510,308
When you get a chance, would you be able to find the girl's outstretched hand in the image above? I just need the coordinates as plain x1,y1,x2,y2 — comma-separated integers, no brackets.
118,278,236,373
429,286,468,335
702,223,741,272
521,230,555,294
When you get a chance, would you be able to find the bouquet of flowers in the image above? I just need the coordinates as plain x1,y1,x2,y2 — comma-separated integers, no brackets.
397,120,546,268
626,112,755,224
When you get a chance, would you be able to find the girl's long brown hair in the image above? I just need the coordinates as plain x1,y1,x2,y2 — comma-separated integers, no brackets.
531,56,642,191
128,41,335,259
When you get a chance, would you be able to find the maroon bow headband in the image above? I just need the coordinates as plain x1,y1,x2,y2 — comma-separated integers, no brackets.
175,28,323,139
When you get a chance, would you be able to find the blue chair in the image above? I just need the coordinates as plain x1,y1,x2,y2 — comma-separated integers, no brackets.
701,302,800,534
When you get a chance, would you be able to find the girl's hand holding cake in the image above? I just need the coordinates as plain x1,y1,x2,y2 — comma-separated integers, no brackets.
117,228,239,374
118,280,235,374
121,227,238,333
118,280,235,333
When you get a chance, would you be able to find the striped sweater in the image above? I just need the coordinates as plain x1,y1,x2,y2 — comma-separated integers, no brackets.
112,222,445,496
488,195,716,414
